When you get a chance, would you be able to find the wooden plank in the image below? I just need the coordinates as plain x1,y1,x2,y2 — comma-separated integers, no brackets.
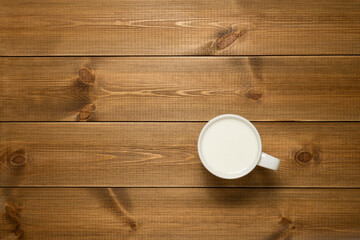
1,57,359,121
1,188,359,239
1,0,359,56
1,122,359,187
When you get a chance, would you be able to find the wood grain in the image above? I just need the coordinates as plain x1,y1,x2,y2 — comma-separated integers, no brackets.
1,122,359,187
2,0,360,238
1,188,360,239
1,0,360,56
1,57,359,121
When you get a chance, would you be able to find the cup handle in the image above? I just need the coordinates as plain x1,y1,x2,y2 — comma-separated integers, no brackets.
257,153,280,170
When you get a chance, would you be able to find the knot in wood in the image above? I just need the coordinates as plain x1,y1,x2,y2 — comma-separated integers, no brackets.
246,92,262,101
296,151,312,163
14,224,24,238
79,103,96,121
78,67,95,86
5,202,24,239
213,30,245,51
7,149,28,170
128,218,139,230
5,202,21,223
280,216,293,225
295,149,319,164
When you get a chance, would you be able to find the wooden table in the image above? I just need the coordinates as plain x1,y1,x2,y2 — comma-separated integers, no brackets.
1,0,360,239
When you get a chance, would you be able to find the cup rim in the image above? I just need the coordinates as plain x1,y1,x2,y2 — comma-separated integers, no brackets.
197,114,262,179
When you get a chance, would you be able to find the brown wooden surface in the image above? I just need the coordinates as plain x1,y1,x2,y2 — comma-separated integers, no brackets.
1,0,360,56
1,188,360,239
1,122,359,187
1,57,360,121
1,0,360,238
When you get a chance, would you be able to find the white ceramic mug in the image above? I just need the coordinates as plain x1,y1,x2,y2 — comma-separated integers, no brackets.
198,114,280,179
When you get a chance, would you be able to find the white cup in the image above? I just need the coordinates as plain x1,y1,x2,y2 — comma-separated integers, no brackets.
198,114,280,179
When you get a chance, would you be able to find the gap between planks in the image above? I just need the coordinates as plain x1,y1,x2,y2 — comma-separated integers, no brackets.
2,55,360,57
1,187,360,189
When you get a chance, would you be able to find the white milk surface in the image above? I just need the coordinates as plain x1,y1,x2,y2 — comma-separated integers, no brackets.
200,118,260,174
